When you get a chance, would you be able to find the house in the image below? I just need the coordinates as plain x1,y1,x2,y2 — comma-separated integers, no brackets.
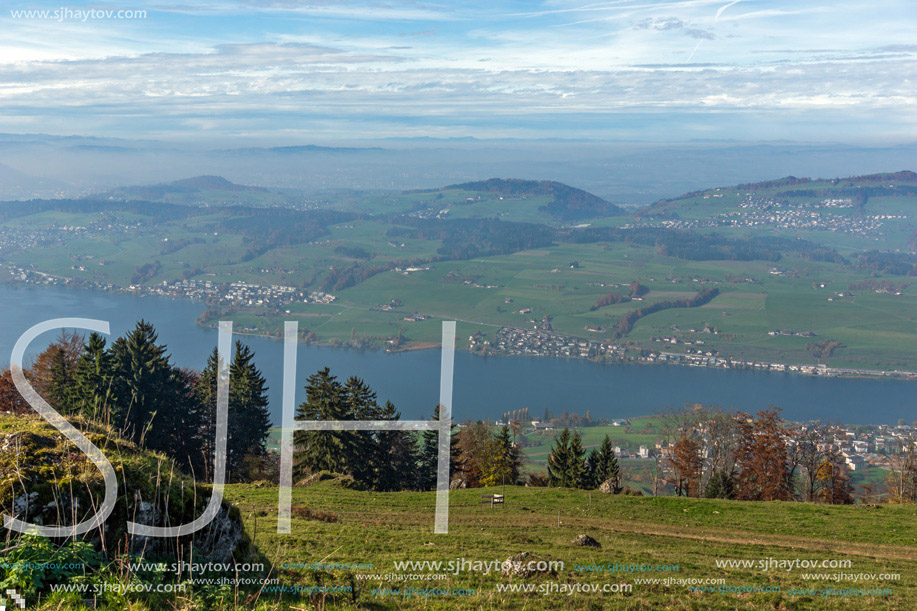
638,445,649,458
845,455,867,471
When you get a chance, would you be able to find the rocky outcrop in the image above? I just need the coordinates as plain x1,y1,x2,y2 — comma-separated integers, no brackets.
0,415,251,563
571,534,601,548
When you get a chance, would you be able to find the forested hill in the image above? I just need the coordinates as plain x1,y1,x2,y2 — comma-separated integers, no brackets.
101,175,273,203
660,170,917,203
440,178,623,220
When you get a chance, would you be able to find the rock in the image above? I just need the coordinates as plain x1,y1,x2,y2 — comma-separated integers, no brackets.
501,552,557,578
598,478,621,494
296,471,337,487
449,478,467,490
571,534,601,548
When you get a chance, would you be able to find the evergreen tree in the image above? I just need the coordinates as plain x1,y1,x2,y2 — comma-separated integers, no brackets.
704,469,736,499
293,367,348,480
494,425,522,485
196,348,221,479
342,376,381,488
106,321,204,469
570,431,588,488
547,428,573,487
226,342,271,482
72,333,114,421
596,434,621,491
418,404,461,491
108,320,174,445
375,401,418,491
45,346,77,413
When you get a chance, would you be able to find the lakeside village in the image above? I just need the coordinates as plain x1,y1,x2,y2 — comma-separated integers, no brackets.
512,414,917,491
4,262,915,380
475,326,917,379
1,263,336,308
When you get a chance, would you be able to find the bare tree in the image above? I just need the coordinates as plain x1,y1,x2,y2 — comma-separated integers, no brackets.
886,434,917,503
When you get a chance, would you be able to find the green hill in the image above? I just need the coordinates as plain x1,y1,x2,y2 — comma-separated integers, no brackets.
440,178,623,220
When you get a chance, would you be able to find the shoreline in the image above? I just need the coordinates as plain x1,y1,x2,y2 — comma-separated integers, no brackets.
4,276,915,382
209,321,917,382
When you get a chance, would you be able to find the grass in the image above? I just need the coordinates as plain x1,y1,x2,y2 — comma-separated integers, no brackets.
222,480,917,610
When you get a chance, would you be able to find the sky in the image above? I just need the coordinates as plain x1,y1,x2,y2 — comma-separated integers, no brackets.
0,0,915,143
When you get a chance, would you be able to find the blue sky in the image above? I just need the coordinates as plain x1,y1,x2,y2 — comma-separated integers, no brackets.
1,0,914,142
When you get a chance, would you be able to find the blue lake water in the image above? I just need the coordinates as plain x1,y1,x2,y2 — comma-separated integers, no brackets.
0,284,912,424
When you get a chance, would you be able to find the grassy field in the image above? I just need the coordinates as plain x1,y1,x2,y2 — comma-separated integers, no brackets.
222,480,917,610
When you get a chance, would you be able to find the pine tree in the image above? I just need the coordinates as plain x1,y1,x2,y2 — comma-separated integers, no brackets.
375,401,418,491
72,332,114,421
703,469,735,499
108,320,174,445
45,345,77,413
494,425,522,485
548,428,574,487
418,404,461,491
569,431,588,488
596,434,621,491
342,376,381,488
226,342,271,482
293,367,348,480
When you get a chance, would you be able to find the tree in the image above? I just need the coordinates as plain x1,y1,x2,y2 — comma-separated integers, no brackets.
815,452,854,505
0,370,27,414
105,321,205,470
885,435,917,503
547,428,573,487
596,434,621,491
569,431,588,488
456,421,492,487
547,428,586,488
27,330,84,406
342,376,382,488
45,346,77,413
796,427,828,502
703,469,735,499
493,425,522,485
375,401,418,491
668,434,702,497
293,367,349,480
108,321,175,444
418,404,462,491
734,409,791,501
226,342,271,482
72,333,114,422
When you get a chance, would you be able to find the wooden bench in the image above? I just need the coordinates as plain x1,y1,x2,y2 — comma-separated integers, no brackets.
481,493,505,508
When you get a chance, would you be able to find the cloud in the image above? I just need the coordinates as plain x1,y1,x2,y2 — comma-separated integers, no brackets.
0,0,913,141
634,17,716,39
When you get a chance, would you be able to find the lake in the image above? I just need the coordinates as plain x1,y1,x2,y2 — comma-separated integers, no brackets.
0,284,912,425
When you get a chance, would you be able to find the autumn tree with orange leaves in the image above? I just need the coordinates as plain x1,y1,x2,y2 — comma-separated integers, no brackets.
734,408,792,501
668,433,702,497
